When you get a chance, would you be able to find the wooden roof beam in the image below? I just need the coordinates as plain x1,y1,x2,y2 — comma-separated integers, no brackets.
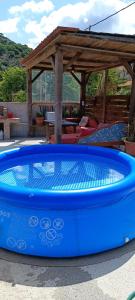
121,60,135,79
63,57,118,64
33,66,53,71
64,61,114,67
64,51,82,72
50,55,55,71
24,45,56,69
37,62,108,69
85,62,122,73
60,44,135,58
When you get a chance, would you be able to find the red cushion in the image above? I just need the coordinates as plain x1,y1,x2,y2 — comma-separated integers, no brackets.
80,127,96,137
65,126,74,134
76,126,82,133
87,118,98,128
50,134,80,144
7,112,14,118
97,123,111,130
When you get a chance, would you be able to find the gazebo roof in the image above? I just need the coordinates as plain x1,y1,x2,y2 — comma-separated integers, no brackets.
21,26,135,73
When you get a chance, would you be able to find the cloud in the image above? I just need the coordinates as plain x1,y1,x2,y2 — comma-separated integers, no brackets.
25,0,135,47
9,0,54,15
4,0,133,48
0,17,19,34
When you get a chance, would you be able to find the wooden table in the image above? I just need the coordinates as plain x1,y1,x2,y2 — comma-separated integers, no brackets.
0,118,20,139
45,120,79,137
30,124,48,138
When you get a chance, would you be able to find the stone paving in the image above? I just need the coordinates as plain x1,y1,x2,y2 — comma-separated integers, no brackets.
0,241,134,300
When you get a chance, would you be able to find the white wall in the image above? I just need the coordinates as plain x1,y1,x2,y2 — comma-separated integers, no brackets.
0,102,28,137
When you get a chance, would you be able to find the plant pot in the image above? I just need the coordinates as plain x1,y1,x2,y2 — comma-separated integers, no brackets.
65,117,81,123
35,117,44,126
124,140,135,156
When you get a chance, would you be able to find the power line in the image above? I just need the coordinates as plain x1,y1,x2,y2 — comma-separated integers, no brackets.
85,1,135,31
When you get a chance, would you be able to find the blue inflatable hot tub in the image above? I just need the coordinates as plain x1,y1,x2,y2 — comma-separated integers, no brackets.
0,144,135,257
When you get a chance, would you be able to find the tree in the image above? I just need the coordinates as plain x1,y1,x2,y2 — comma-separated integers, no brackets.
86,73,102,96
86,68,129,96
13,90,26,102
0,67,26,101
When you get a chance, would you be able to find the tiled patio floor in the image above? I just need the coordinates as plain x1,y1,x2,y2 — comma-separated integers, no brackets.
0,137,47,151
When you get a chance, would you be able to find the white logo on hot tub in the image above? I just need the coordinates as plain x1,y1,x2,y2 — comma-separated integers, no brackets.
29,216,39,227
7,237,16,248
17,240,26,250
7,237,27,250
0,210,10,218
39,232,46,241
40,218,51,230
53,218,64,230
46,229,57,240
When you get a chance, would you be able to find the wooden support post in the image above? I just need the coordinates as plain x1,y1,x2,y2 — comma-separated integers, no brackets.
54,48,63,143
27,69,33,136
102,70,108,123
123,62,135,122
122,60,134,79
80,72,86,115
129,70,135,121
85,72,92,85
50,55,55,71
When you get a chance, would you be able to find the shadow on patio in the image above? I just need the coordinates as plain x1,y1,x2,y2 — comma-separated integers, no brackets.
0,239,134,287
0,138,47,151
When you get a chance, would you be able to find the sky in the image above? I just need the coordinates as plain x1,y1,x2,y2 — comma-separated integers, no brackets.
0,0,135,48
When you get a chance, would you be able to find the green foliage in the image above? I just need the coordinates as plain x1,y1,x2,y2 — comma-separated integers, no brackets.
0,33,32,71
13,90,26,102
62,108,70,118
32,71,80,103
36,111,44,117
86,73,102,96
71,107,80,117
63,73,80,102
107,69,128,95
117,87,131,95
0,67,26,101
0,33,31,102
86,69,130,96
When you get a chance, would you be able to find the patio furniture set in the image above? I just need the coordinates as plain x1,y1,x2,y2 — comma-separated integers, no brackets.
48,113,127,148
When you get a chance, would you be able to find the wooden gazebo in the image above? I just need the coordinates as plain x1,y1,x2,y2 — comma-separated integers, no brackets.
21,26,135,143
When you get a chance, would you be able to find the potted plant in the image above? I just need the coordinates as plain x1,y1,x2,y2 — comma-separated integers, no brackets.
124,118,135,155
71,107,82,122
35,112,44,126
63,108,70,119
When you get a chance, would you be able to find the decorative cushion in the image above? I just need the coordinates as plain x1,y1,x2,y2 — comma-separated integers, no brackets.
78,122,127,144
50,134,80,144
76,126,82,133
7,112,14,118
65,126,74,134
79,116,88,127
87,118,98,128
97,123,110,130
80,127,97,137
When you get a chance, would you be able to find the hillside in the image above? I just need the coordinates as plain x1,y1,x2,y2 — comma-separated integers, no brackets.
0,33,32,70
